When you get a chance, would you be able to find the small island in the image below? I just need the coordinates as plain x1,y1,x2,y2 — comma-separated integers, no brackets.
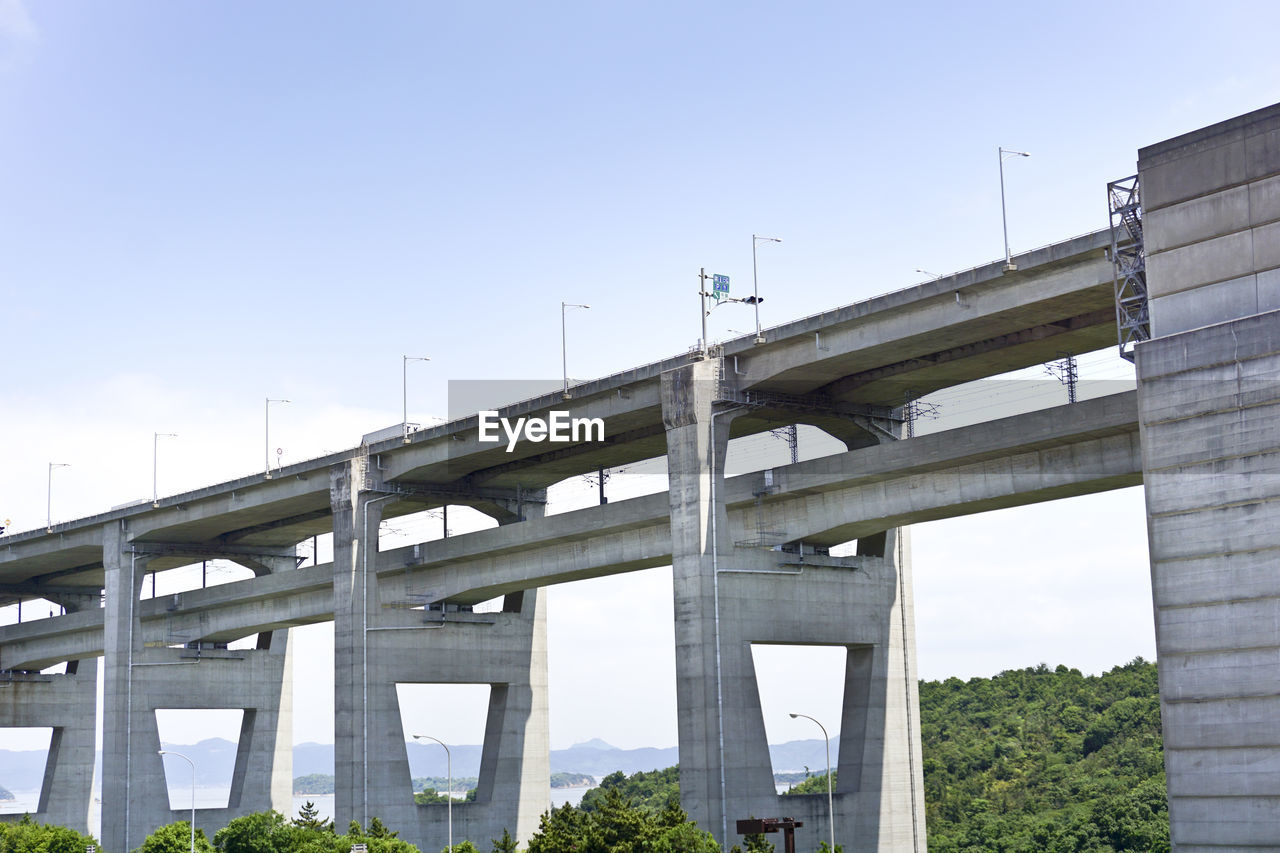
0,784,14,801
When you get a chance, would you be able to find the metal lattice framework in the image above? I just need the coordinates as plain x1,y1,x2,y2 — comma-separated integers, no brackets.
1108,175,1149,361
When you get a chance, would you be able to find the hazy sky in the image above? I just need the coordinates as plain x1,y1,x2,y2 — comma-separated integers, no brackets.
2,2,1279,758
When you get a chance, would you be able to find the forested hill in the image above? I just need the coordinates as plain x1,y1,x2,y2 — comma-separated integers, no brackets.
920,658,1168,852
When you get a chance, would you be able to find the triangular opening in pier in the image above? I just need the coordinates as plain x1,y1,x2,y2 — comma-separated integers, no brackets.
0,727,52,814
395,684,491,801
155,708,245,810
751,643,846,793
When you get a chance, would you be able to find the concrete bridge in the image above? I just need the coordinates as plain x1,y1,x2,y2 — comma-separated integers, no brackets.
2,103,1279,851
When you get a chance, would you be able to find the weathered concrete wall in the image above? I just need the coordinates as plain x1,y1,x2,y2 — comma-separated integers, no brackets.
1137,102,1280,850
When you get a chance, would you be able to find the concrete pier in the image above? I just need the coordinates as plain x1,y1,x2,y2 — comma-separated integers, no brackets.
1136,103,1280,850
661,360,925,851
100,521,294,853
330,454,550,848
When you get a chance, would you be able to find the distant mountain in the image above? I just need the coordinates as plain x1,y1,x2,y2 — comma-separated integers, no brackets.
570,738,615,750
0,737,837,792
550,743,678,777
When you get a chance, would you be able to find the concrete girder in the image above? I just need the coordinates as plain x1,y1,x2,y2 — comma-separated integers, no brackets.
732,232,1117,402
811,306,1116,401
0,393,1142,671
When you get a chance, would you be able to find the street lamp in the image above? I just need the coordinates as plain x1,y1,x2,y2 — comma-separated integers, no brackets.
413,734,452,852
403,356,431,443
914,268,942,280
561,303,590,399
998,147,1030,272
264,398,290,479
790,713,834,852
46,462,70,531
153,433,177,507
157,749,196,853
752,235,781,343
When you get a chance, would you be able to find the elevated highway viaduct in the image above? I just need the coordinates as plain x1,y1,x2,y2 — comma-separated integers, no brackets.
4,102,1280,851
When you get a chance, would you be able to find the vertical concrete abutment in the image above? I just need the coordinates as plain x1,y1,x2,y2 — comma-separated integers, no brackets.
1136,102,1280,849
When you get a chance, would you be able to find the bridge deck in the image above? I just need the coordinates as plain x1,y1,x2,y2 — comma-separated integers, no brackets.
0,228,1118,607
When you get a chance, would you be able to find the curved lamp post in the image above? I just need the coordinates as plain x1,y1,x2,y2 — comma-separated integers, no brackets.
998,147,1030,271
561,302,590,398
751,235,781,343
264,398,290,478
790,713,834,852
403,356,431,443
158,749,196,853
47,462,70,531
413,734,452,852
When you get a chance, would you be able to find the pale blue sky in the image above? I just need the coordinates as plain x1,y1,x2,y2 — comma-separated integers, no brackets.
2,2,1278,752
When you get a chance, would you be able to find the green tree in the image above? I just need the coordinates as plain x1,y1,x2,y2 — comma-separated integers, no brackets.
490,829,518,853
0,814,102,853
293,802,334,833
213,809,295,853
649,821,720,853
525,803,598,853
341,820,420,853
136,821,215,853
578,766,679,816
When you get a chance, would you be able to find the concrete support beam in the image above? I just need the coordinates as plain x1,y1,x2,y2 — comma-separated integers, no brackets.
660,361,925,851
0,661,98,833
100,521,294,853
330,454,550,850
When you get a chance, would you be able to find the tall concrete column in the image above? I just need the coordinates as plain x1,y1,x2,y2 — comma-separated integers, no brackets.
661,359,736,844
1136,103,1280,848
101,520,150,853
331,452,391,830
661,360,925,851
331,454,550,848
101,520,295,851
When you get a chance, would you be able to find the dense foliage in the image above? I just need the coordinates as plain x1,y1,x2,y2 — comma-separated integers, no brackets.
921,659,1168,852
137,812,419,853
526,791,717,853
0,815,101,853
577,767,679,815
136,820,214,853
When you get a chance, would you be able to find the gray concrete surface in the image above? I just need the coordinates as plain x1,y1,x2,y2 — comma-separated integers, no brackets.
1137,102,1280,850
